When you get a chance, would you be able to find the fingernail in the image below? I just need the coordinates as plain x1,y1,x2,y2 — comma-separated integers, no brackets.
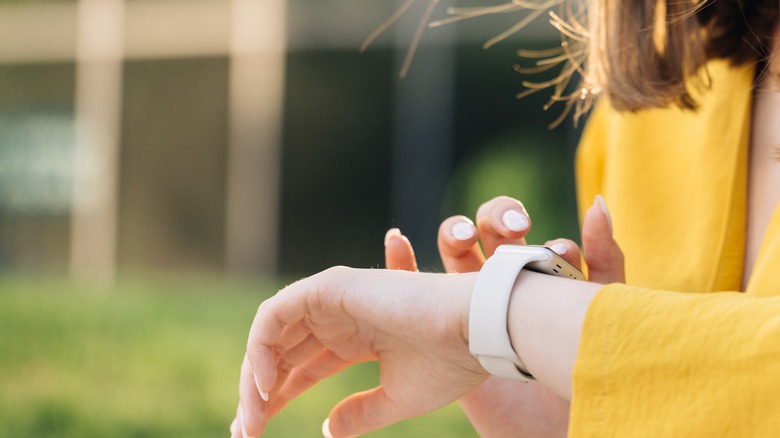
451,222,475,240
254,372,269,402
550,243,568,255
502,210,529,232
384,228,401,247
239,403,252,438
230,418,238,435
322,418,334,438
594,194,613,234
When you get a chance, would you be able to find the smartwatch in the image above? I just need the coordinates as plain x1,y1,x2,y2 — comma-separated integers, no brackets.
469,245,583,381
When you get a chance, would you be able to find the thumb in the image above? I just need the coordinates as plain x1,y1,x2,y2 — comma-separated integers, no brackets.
324,387,403,438
582,195,625,283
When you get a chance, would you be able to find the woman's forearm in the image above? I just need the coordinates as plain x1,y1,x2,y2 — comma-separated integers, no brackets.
453,270,599,437
507,270,602,400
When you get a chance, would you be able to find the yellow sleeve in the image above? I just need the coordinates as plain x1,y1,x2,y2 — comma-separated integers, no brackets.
570,284,780,437
574,61,753,292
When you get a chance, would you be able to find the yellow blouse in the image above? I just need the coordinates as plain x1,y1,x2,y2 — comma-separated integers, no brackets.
570,60,780,436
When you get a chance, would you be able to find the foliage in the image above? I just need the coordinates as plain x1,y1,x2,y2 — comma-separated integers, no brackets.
0,276,475,437
445,130,580,246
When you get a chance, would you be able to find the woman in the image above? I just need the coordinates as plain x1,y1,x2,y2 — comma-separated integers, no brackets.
232,0,780,436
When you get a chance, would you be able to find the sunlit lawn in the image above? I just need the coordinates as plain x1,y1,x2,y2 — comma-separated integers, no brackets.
0,275,475,437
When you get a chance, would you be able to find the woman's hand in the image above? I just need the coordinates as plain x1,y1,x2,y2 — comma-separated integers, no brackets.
386,194,624,288
422,194,624,283
229,195,625,438
384,195,624,437
231,268,485,438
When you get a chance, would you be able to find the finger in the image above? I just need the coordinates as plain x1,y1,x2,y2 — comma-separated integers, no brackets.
276,320,312,351
543,238,583,271
270,334,326,404
582,195,625,283
230,417,238,437
239,355,267,437
231,403,246,438
384,228,418,272
247,271,333,396
266,320,314,399
326,386,404,438
246,268,357,409
230,404,240,437
475,196,532,257
269,349,353,419
437,216,484,273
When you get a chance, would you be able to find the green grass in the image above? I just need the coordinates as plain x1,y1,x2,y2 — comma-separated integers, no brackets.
0,275,475,437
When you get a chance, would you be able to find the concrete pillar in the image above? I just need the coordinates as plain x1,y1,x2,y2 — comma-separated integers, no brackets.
70,0,124,283
225,0,287,276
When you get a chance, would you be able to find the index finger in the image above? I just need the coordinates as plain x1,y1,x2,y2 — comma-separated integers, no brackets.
246,266,356,394
245,275,318,397
437,216,484,273
476,196,532,257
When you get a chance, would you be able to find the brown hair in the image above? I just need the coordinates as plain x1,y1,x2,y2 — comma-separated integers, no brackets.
589,0,779,112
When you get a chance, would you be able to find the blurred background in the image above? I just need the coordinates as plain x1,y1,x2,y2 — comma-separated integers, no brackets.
0,0,583,436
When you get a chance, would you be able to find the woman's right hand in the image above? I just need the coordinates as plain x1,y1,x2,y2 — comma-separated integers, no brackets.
233,267,485,438
385,195,625,437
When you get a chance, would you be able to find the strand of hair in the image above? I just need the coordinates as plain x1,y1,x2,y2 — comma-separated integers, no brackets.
518,47,565,58
430,4,521,28
484,4,554,49
548,11,587,38
360,0,416,53
548,94,576,128
514,62,560,74
400,0,440,79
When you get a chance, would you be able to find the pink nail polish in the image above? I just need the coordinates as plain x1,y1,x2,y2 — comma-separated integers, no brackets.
384,228,401,247
451,222,475,240
594,195,613,234
502,210,529,232
322,418,334,438
253,372,269,402
550,243,568,255
239,404,251,438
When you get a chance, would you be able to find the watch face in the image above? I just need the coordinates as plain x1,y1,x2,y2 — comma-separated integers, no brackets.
496,244,583,280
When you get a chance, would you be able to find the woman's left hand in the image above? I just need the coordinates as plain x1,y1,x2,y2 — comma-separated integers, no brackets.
231,267,485,438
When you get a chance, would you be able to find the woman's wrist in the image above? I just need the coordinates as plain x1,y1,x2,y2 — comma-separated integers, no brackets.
507,270,601,400
441,272,490,379
454,272,480,345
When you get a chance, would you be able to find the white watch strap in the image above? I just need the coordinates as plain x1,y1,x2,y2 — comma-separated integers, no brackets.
469,247,549,381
